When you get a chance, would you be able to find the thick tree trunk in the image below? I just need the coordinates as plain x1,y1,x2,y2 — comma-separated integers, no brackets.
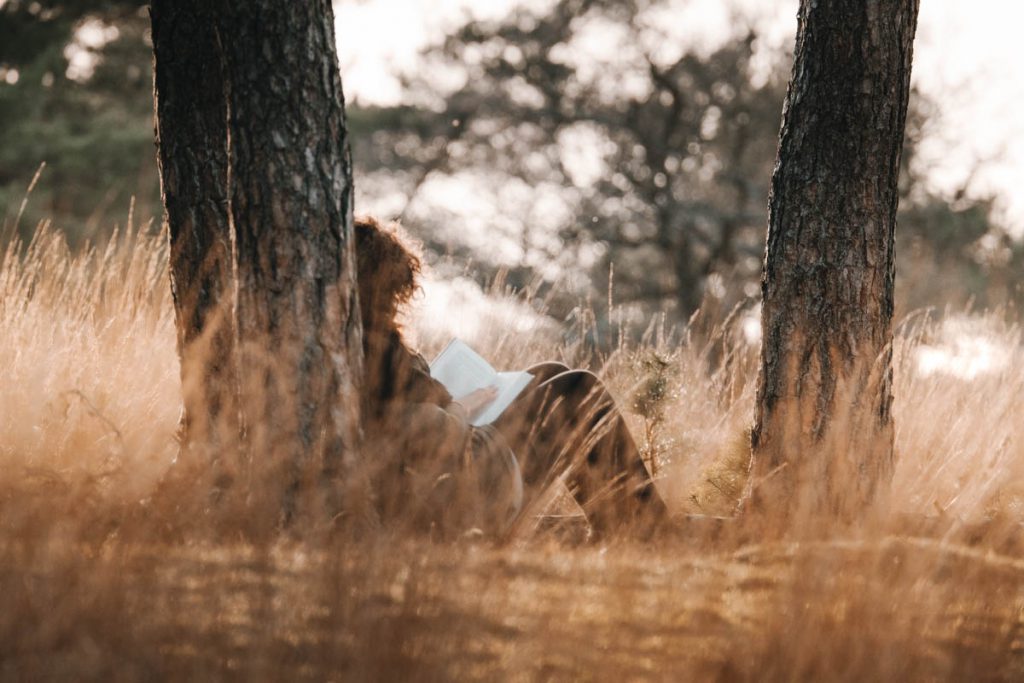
151,0,238,462
749,0,919,525
214,1,362,520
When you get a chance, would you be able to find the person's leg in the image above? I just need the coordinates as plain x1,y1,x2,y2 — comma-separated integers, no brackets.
497,367,669,538
491,361,571,485
525,361,575,380
542,370,668,537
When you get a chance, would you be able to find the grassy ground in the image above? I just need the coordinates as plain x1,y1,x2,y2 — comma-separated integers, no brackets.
2,224,1024,680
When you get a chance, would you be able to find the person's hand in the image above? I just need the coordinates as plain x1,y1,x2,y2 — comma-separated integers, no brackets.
453,386,499,422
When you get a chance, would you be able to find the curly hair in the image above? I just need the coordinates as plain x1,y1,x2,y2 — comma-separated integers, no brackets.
355,216,423,340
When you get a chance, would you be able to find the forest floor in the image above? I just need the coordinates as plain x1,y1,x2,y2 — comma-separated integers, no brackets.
4,531,1024,680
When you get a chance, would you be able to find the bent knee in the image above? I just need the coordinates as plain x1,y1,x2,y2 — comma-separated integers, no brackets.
525,361,572,384
539,368,606,399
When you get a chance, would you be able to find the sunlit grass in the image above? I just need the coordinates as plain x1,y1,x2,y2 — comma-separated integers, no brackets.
2,222,1024,679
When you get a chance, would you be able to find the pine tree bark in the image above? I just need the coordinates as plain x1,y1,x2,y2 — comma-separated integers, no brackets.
749,0,920,525
214,0,362,519
151,0,238,460
152,1,363,523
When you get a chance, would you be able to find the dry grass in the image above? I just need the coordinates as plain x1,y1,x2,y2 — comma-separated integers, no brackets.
2,223,1024,680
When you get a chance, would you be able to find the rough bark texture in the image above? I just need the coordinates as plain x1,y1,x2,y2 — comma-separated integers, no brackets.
749,0,920,524
151,0,238,459
214,0,362,517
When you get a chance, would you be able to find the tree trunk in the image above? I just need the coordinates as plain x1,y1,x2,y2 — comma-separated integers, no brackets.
151,0,238,463
749,0,919,525
214,0,362,521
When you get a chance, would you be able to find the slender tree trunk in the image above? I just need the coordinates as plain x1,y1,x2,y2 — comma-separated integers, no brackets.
214,0,362,521
151,0,238,463
749,0,919,525
658,211,703,316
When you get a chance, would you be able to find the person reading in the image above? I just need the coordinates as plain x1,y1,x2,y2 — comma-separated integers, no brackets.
356,216,667,539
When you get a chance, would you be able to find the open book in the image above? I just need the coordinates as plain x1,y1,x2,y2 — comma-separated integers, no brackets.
429,339,533,427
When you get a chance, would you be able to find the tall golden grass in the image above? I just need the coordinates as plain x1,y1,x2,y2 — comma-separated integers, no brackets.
2,221,1024,680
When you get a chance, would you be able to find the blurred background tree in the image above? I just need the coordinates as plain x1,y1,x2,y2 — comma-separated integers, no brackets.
1,0,1020,335
0,0,153,244
353,0,785,323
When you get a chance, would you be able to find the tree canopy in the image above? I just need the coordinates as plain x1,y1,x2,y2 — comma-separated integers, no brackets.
1,0,1019,331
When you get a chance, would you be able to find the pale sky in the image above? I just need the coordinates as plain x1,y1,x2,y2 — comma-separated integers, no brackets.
334,0,1024,234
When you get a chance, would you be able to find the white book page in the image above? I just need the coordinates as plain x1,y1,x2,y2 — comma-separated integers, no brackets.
429,339,497,399
473,370,533,426
429,339,533,427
